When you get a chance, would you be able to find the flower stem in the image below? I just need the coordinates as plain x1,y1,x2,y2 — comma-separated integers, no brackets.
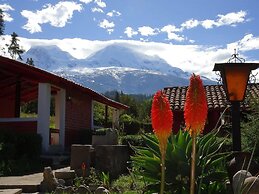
160,153,165,194
190,133,197,194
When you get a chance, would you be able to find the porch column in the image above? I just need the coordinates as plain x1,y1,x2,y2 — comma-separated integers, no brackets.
112,109,120,129
55,89,66,150
37,83,51,152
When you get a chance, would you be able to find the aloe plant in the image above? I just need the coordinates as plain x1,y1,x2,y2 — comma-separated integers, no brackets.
131,129,230,193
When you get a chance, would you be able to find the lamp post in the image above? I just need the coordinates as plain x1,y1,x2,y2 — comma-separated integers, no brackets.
213,52,259,151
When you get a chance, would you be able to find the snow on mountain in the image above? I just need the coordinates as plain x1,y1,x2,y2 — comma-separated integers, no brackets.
22,43,215,94
22,45,81,70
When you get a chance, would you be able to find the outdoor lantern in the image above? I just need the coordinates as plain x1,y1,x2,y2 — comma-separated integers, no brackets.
213,52,259,151
213,63,258,102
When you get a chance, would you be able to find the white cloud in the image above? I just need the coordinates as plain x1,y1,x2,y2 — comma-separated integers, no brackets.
216,10,247,26
161,24,181,32
227,34,259,52
107,10,121,17
99,19,114,34
201,19,216,29
21,1,82,33
79,0,93,4
124,27,138,38
0,3,14,22
91,7,104,13
201,11,247,29
181,19,199,29
2,33,258,80
94,0,106,8
161,25,184,41
138,26,159,36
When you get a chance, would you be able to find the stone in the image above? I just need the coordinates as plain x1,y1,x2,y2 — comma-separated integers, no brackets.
55,186,65,194
78,185,91,194
55,167,76,180
40,166,59,192
57,179,65,186
92,129,118,145
70,144,93,172
95,186,109,194
232,170,252,194
63,186,75,194
94,145,129,178
243,176,259,194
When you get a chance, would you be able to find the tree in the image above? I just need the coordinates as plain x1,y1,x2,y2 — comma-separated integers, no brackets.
0,8,4,36
7,32,24,60
26,57,34,66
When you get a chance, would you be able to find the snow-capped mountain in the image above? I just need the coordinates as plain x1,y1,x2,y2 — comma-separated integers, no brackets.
22,43,215,94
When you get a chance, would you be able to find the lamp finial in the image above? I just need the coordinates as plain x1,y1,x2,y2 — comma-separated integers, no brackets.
228,49,245,63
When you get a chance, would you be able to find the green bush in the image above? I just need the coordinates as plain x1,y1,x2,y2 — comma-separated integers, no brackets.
0,131,42,176
131,129,230,193
123,120,141,135
241,100,259,162
120,135,145,147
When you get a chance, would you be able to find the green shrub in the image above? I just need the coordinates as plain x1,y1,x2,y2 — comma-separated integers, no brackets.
123,120,141,135
241,101,259,162
111,174,146,193
0,131,42,176
120,135,145,147
142,122,152,133
131,129,230,193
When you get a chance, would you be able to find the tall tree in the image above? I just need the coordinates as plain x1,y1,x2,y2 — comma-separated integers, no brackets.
0,8,4,36
7,32,24,60
26,57,35,66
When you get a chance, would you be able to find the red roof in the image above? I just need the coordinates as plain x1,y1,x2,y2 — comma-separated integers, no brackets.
164,83,259,111
0,56,128,110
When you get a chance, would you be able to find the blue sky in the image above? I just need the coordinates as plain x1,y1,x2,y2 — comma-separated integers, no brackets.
1,0,259,78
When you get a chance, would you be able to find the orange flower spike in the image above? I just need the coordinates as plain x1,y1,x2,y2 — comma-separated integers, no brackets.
151,90,173,152
184,74,208,135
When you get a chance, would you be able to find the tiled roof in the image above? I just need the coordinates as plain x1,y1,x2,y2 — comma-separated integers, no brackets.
163,83,259,111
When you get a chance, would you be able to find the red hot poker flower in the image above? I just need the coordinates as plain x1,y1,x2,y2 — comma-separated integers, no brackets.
151,90,173,153
184,74,208,135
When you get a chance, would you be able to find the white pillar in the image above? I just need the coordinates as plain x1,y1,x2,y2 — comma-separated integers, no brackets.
37,83,51,152
55,89,66,150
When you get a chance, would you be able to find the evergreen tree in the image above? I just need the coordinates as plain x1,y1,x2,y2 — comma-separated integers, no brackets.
0,8,4,36
7,32,24,60
26,57,34,66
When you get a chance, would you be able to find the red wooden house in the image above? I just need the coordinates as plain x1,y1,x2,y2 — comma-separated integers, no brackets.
163,84,259,133
0,56,128,153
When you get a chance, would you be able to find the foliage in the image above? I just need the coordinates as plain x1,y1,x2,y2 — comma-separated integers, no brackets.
0,8,4,36
0,131,42,176
104,90,152,123
120,135,145,147
111,173,146,193
101,172,110,188
7,32,25,60
21,98,55,116
131,129,230,194
26,57,35,66
93,102,112,127
84,167,102,186
241,99,259,163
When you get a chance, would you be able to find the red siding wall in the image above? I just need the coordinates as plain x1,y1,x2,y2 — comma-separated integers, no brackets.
0,121,37,133
0,97,15,118
65,93,92,147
